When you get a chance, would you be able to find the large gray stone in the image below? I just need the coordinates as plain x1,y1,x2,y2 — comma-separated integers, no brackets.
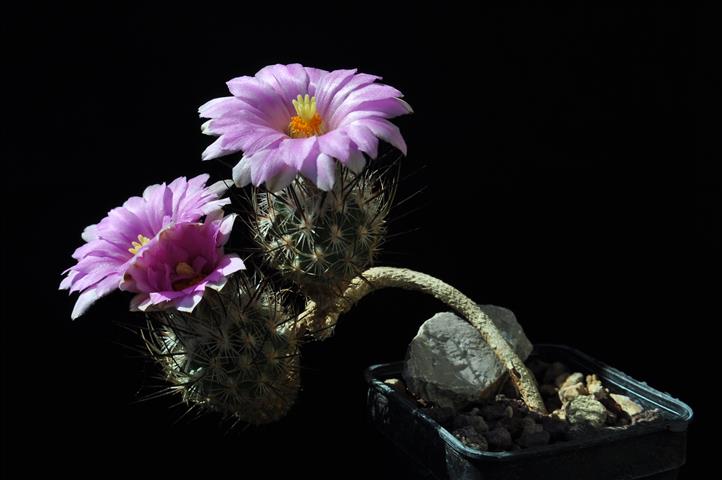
402,305,533,410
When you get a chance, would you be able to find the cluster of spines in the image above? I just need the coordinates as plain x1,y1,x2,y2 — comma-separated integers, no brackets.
144,275,300,425
253,166,395,305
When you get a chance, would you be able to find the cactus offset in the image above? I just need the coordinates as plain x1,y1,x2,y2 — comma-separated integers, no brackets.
144,275,300,425
253,166,395,335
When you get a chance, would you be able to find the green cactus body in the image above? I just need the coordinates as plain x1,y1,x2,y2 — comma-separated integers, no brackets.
145,276,299,425
253,167,393,335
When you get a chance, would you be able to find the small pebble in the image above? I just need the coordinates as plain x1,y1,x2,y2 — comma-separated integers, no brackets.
610,394,643,417
485,426,513,450
632,409,661,424
453,426,489,451
500,416,526,438
453,414,489,433
560,372,585,390
585,374,607,400
566,395,608,428
384,378,407,392
554,373,571,387
541,416,570,441
519,416,540,437
422,406,455,426
481,403,513,420
424,359,654,453
559,382,588,403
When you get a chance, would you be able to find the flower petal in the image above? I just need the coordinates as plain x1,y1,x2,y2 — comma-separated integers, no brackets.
317,130,353,161
218,254,246,276
81,224,98,242
361,118,408,155
71,289,99,319
314,68,357,117
232,156,253,187
255,63,310,103
201,125,285,160
344,148,367,173
226,76,290,130
315,153,336,191
198,96,243,118
304,66,329,96
345,123,379,158
335,98,414,127
174,293,205,313
324,73,381,120
281,137,318,170
70,274,121,320
59,270,78,290
216,213,238,246
329,84,403,126
130,293,153,312
248,147,299,192
201,136,228,161
264,166,297,192
206,178,233,196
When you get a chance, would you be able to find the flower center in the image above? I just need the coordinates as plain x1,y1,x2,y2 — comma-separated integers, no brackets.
172,261,206,291
288,94,324,138
128,234,150,255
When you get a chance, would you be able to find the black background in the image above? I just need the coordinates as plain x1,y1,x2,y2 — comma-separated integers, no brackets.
2,5,716,479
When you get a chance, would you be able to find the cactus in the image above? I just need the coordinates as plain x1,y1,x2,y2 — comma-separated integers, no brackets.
252,165,395,336
143,274,300,425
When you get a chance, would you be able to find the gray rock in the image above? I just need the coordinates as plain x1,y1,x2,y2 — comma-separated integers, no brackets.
558,372,589,403
560,372,585,390
383,378,412,399
566,395,608,428
481,403,514,421
610,394,643,417
586,374,608,400
453,426,489,451
559,382,588,403
632,408,661,424
499,416,526,438
554,372,571,387
402,306,533,410
453,414,489,433
541,415,569,441
518,416,542,438
484,426,513,450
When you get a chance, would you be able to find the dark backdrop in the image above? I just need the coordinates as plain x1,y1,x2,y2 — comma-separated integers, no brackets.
2,5,715,479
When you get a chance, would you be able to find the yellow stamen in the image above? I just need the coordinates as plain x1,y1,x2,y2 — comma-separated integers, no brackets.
288,94,324,138
172,261,205,291
128,234,150,255
175,262,196,277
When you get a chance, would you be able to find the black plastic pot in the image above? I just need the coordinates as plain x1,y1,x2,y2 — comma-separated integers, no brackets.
365,344,692,480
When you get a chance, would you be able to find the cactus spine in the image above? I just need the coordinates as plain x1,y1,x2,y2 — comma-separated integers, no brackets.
144,275,300,425
253,166,394,336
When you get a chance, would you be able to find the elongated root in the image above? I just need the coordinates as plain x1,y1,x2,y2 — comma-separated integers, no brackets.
297,266,546,414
